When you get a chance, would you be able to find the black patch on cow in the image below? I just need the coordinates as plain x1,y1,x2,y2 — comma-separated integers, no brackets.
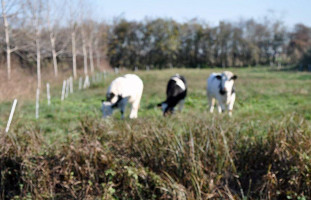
218,81,226,95
107,92,123,108
160,75,187,116
231,75,238,80
215,75,222,80
106,92,115,101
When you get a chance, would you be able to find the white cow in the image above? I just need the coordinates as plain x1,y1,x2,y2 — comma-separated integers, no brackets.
102,74,143,119
207,71,237,116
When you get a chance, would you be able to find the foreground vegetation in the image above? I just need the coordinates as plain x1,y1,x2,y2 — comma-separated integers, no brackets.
0,67,311,199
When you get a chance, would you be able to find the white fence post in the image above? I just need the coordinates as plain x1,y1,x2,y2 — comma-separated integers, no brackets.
61,80,66,101
5,99,18,133
47,83,51,106
83,75,90,89
114,67,119,74
79,77,83,90
36,88,40,119
65,78,70,98
69,76,73,93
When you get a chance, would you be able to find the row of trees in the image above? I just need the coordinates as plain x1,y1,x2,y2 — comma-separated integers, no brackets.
107,19,311,69
0,0,107,87
1,0,311,86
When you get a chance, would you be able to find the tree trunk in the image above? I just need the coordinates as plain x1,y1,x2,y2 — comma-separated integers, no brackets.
95,40,101,70
50,34,58,77
72,31,77,78
36,37,41,88
2,0,11,80
89,41,94,73
82,31,88,75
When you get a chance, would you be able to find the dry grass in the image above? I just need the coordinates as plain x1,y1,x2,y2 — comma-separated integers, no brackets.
0,67,311,199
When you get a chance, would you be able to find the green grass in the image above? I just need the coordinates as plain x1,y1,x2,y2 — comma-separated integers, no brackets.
0,67,311,199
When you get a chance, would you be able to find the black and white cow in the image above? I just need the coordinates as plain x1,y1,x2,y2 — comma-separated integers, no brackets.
158,74,187,116
207,71,237,116
102,74,143,119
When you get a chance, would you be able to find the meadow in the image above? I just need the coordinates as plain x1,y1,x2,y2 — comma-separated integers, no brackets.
0,67,311,199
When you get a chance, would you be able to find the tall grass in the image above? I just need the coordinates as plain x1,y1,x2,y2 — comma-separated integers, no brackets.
0,67,311,199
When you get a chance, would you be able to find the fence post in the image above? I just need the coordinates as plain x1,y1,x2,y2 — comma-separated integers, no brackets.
83,75,90,89
36,88,40,119
114,67,119,74
5,99,18,133
61,80,66,101
69,76,73,93
47,83,51,106
65,79,70,98
79,77,83,90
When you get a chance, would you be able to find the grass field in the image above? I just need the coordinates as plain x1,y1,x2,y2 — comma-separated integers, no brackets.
0,67,311,199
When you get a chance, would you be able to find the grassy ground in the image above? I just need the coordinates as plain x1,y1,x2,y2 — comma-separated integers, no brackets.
0,67,311,199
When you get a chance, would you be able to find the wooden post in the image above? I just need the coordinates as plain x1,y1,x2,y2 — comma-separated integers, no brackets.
79,77,83,90
46,83,51,105
61,80,66,101
5,99,17,133
36,88,40,119
114,67,119,74
135,66,138,71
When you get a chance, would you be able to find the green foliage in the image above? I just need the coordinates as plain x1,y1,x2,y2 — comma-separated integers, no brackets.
107,19,308,69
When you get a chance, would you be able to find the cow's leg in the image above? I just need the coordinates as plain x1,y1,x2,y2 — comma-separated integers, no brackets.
129,94,142,119
208,95,215,113
119,98,128,119
130,101,139,118
178,99,185,112
228,93,236,117
218,102,225,113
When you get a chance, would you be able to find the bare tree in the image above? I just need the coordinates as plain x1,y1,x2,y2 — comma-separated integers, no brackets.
24,0,43,88
81,25,88,75
69,0,77,78
1,0,18,80
47,0,58,77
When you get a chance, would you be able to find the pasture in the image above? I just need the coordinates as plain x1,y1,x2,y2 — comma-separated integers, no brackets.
0,67,311,199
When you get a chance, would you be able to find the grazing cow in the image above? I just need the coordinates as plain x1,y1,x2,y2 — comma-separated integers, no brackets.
102,74,143,119
158,74,187,116
207,71,237,116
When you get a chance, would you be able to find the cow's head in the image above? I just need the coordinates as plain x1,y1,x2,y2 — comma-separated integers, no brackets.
106,92,118,104
215,71,237,95
157,102,168,113
101,101,113,118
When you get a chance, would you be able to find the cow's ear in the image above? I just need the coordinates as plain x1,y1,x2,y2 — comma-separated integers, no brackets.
215,75,222,80
231,75,238,80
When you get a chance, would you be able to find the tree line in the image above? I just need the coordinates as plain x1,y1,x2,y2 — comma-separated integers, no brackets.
1,1,311,86
107,18,311,70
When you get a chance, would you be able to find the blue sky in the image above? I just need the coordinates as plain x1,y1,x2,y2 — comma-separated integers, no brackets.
91,0,310,27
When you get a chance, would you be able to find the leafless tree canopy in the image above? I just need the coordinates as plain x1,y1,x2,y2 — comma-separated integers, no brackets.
1,1,311,80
